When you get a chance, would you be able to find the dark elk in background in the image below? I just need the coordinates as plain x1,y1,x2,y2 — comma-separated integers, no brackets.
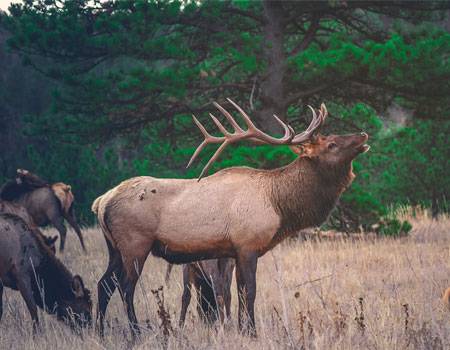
0,212,92,330
92,100,369,337
179,258,235,326
0,169,86,252
0,200,58,253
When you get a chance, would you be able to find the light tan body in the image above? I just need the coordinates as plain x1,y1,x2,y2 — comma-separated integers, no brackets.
94,168,281,267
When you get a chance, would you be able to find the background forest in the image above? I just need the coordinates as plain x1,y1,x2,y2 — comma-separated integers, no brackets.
0,0,449,232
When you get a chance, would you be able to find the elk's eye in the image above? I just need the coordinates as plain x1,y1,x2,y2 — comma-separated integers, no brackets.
328,142,337,150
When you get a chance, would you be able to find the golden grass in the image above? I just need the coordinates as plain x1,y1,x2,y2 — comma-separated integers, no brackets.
1,212,450,349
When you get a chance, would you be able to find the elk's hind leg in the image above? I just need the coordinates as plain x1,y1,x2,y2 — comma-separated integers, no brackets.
49,213,67,252
97,239,123,337
117,243,152,340
165,264,173,283
179,266,192,327
64,207,86,252
0,283,3,321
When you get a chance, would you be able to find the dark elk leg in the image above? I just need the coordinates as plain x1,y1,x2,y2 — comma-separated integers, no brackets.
179,267,192,327
97,240,123,337
118,270,140,340
15,272,39,331
0,283,3,321
223,267,233,320
49,213,67,252
165,264,173,283
64,206,86,252
219,258,234,320
236,251,258,337
117,246,150,341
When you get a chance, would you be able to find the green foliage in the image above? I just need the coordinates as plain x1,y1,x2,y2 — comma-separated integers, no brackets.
378,218,412,237
1,0,449,231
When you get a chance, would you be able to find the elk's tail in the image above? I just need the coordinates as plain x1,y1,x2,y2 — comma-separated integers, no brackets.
92,193,116,248
91,195,102,215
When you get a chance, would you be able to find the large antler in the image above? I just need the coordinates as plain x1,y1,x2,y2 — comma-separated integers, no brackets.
291,103,327,143
188,98,327,180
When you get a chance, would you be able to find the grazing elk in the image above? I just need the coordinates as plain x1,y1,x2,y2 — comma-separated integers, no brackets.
0,212,92,330
92,99,369,337
0,200,58,252
179,258,235,326
0,169,86,252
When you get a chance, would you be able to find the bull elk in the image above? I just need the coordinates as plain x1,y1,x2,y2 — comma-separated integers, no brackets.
92,99,369,337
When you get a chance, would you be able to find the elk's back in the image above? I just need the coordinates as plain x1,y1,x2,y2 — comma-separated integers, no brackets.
94,171,280,257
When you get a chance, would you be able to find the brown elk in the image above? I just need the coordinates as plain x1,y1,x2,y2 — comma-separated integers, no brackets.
92,99,369,337
179,258,235,327
0,212,92,331
0,200,58,252
0,169,85,252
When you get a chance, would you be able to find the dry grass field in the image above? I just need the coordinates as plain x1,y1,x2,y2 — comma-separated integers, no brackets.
1,210,450,349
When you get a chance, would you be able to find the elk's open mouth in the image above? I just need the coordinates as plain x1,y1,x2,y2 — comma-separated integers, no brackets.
355,132,369,153
358,144,370,153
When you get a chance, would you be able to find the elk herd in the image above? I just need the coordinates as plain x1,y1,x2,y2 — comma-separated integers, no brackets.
0,100,372,340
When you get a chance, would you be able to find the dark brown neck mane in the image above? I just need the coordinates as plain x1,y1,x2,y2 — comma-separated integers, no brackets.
268,157,355,238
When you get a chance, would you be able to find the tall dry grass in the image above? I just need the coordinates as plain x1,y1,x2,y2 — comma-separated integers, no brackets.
1,211,449,349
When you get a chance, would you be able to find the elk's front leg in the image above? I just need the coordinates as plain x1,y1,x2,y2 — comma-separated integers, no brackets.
179,267,192,327
235,251,258,337
15,271,39,331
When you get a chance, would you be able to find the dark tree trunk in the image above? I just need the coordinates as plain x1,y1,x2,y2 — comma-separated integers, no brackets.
431,190,439,220
257,0,287,134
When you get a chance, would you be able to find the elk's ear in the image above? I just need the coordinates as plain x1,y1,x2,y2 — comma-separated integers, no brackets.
72,275,85,298
290,144,315,158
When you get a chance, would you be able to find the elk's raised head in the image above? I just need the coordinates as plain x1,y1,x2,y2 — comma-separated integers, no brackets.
188,99,369,179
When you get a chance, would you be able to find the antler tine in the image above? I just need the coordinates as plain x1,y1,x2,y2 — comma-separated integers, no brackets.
291,105,324,144
227,98,294,143
188,99,308,179
197,141,230,181
226,98,257,130
187,140,208,169
272,114,295,141
320,103,328,125
192,114,212,139
213,102,243,133
210,113,232,136
187,115,224,169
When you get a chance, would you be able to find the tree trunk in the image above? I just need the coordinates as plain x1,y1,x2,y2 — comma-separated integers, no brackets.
257,0,287,133
431,190,439,220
